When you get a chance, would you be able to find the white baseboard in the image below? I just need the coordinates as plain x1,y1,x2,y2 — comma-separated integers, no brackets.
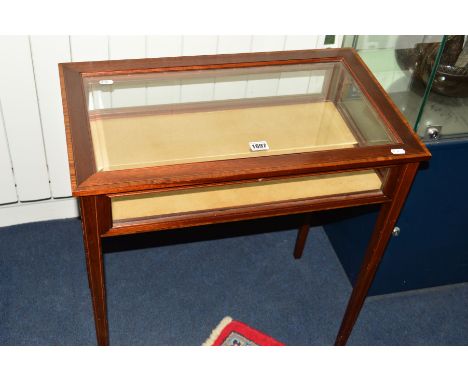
0,197,80,227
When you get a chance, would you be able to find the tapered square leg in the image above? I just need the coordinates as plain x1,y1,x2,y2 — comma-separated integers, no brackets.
294,214,311,259
335,163,419,345
80,196,111,346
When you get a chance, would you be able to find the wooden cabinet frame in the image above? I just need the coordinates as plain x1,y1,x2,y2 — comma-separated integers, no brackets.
59,48,430,345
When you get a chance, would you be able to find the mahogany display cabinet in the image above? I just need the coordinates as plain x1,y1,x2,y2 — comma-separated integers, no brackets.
59,48,430,345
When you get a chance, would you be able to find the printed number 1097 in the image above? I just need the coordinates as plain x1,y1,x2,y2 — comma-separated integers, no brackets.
249,141,270,152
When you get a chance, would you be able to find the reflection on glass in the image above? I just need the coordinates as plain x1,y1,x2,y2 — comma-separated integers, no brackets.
415,35,468,140
85,62,395,172
343,35,468,141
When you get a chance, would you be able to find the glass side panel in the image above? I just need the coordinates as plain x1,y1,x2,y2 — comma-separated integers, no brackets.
343,35,445,128
111,168,388,222
415,35,468,141
85,61,396,172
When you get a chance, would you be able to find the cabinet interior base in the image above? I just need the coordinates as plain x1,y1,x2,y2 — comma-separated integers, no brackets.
90,101,358,171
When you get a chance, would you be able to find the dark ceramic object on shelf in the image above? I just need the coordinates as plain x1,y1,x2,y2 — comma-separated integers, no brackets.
395,36,468,98
415,36,468,98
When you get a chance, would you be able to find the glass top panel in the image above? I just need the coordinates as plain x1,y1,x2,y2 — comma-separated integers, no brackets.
84,61,396,172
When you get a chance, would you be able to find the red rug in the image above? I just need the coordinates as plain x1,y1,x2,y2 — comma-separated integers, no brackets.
203,317,284,346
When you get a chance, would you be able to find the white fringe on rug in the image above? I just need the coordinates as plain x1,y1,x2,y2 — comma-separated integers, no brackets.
202,316,233,346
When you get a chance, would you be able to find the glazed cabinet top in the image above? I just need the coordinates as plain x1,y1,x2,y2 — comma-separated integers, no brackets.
59,48,430,196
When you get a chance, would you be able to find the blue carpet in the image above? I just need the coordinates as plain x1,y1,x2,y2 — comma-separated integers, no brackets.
0,217,466,345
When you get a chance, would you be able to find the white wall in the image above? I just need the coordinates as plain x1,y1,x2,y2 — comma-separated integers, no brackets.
0,35,342,227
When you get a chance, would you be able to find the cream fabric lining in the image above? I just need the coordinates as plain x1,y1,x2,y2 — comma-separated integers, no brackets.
111,170,382,221
90,101,358,171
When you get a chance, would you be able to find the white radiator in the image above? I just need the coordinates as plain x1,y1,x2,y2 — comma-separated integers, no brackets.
0,35,343,227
